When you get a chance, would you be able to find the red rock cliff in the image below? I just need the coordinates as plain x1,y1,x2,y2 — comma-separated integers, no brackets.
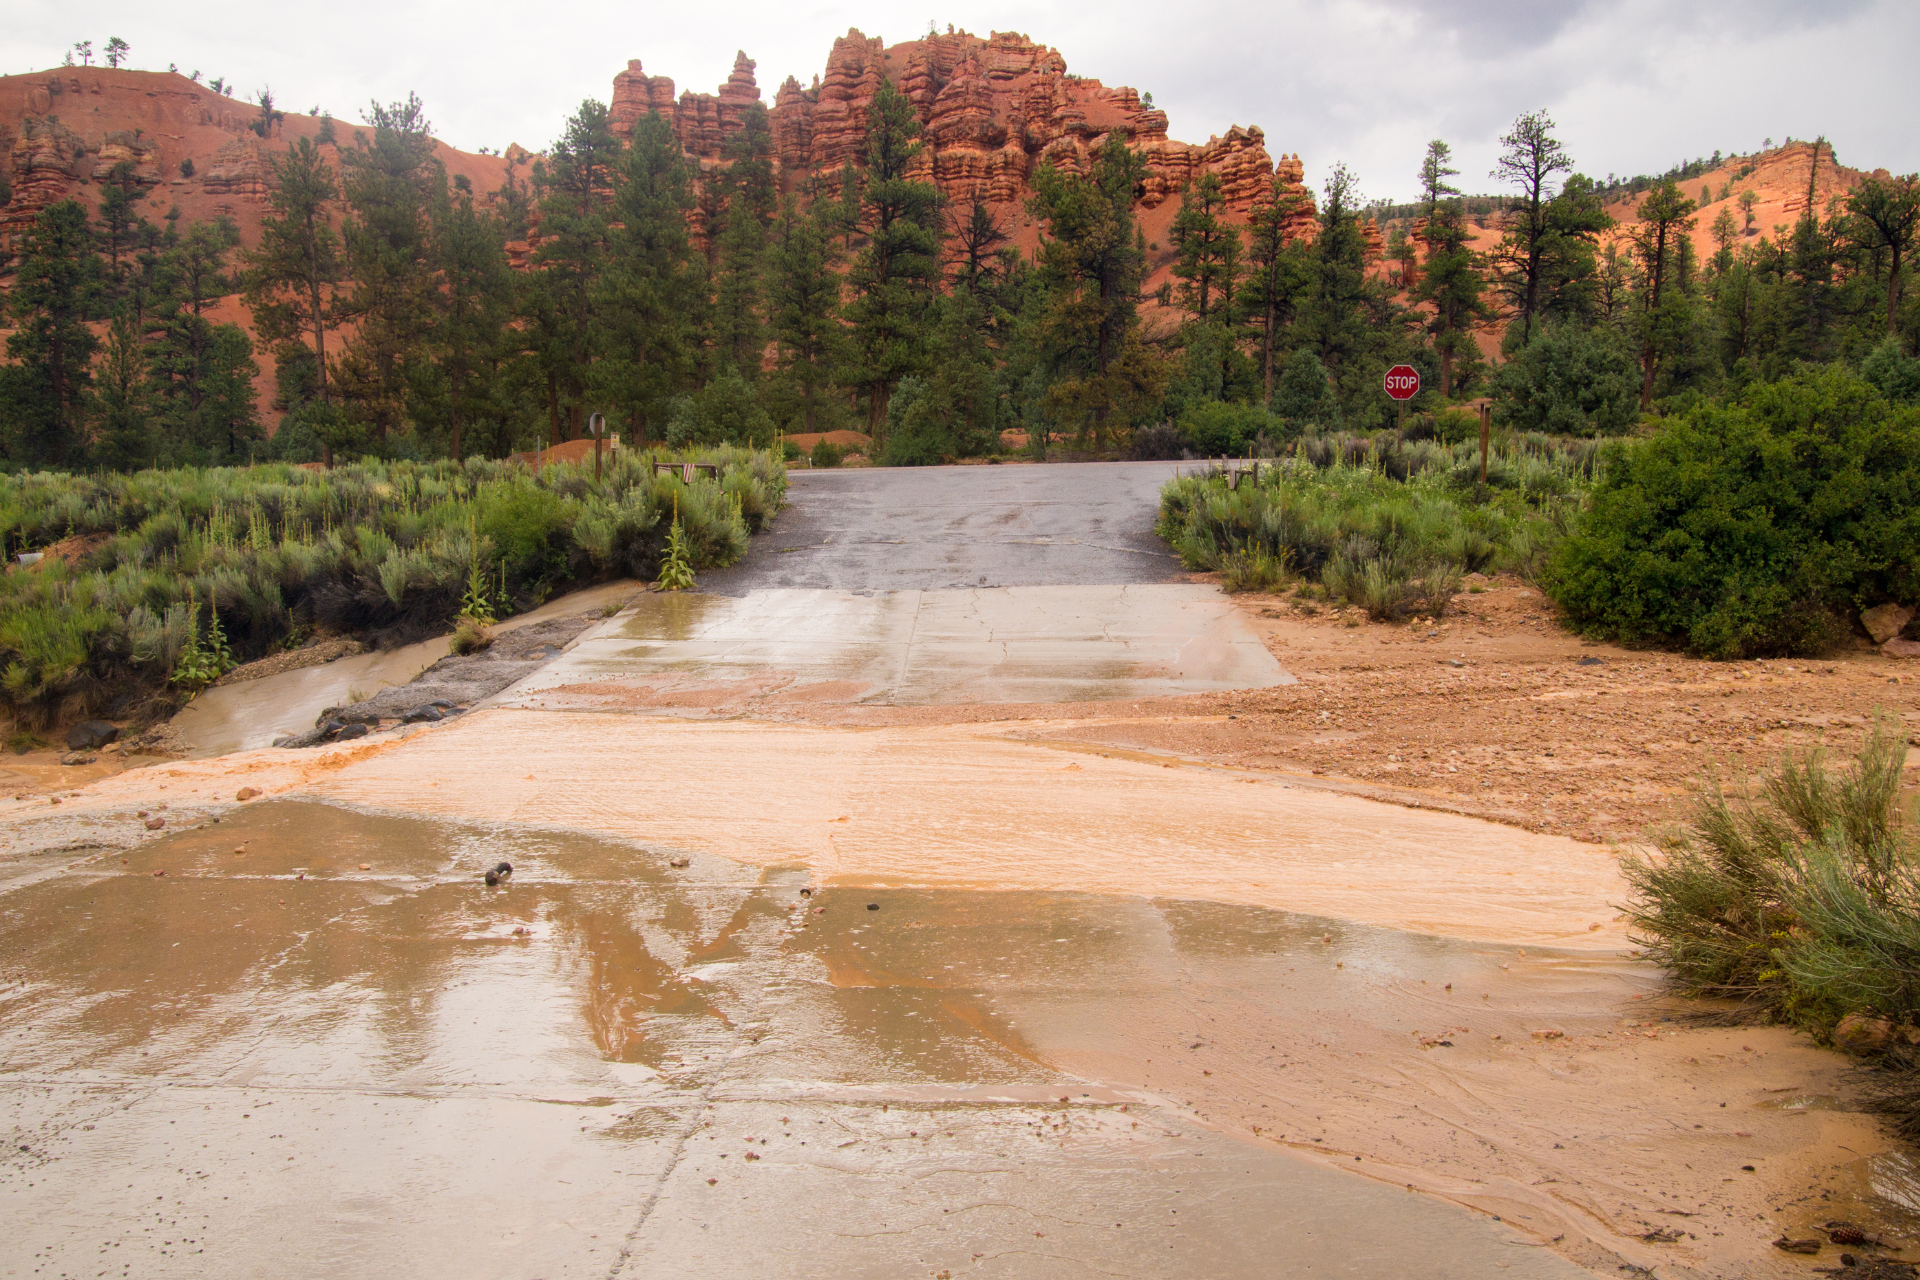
610,28,1316,236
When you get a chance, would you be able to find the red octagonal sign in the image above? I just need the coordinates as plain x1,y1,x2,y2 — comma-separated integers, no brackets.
1383,364,1421,401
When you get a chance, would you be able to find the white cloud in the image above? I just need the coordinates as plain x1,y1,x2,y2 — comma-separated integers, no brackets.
5,0,1913,199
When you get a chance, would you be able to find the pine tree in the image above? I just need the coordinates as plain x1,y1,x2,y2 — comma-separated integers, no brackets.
1169,173,1238,323
845,78,941,441
1412,200,1489,397
1846,174,1920,336
765,200,843,434
242,137,342,450
92,310,149,469
336,94,443,443
1027,136,1161,450
1488,110,1573,347
1629,180,1699,410
425,185,512,461
1,201,103,464
1238,174,1314,405
525,99,620,444
595,111,702,444
712,199,767,377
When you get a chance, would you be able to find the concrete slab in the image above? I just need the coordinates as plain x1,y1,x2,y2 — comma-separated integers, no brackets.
502,583,1291,707
0,802,1596,1280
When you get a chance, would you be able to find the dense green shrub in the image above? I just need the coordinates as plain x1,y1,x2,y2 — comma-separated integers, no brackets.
1157,442,1580,617
1545,367,1920,658
1624,725,1920,1081
1493,321,1641,437
1177,401,1283,457
0,446,784,720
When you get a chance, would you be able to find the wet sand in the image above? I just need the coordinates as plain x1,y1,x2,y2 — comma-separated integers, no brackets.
3,708,1629,949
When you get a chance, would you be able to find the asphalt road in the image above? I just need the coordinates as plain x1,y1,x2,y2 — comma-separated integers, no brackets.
702,460,1192,595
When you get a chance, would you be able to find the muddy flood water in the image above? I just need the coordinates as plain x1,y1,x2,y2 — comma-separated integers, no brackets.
8,798,1914,1278
0,798,1622,1279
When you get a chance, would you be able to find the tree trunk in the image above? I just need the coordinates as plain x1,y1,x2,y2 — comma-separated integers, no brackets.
1262,303,1276,406
1890,245,1904,336
450,377,464,463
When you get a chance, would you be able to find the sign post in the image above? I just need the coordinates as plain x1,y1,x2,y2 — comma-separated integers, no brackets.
1383,364,1420,433
587,412,606,482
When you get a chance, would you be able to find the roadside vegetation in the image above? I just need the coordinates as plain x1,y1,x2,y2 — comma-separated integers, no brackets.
1623,724,1920,1131
1161,365,1919,658
1158,426,1594,619
0,446,783,723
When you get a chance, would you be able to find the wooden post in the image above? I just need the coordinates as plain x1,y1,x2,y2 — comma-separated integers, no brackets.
1479,404,1490,484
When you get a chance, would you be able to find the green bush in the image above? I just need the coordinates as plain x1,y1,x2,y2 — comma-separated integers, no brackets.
0,446,785,719
1157,447,1575,618
810,441,844,468
1545,367,1920,658
1178,401,1283,457
1494,321,1641,437
1624,724,1918,1071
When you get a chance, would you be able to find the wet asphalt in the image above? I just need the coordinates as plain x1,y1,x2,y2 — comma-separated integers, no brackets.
701,462,1191,595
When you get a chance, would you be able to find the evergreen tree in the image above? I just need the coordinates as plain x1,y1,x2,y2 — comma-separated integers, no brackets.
845,78,941,441
765,200,843,434
1488,110,1573,347
595,111,702,444
335,94,443,445
1238,174,1314,405
1,201,103,464
525,99,620,444
1629,180,1699,410
242,138,342,438
1412,200,1489,397
92,311,149,469
712,199,767,377
1028,136,1162,450
1846,173,1920,337
96,161,146,294
1170,173,1238,323
422,184,512,461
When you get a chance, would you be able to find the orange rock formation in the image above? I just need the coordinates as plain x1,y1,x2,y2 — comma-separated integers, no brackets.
610,28,1316,231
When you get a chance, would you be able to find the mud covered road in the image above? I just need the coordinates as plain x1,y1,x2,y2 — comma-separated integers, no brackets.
2,461,1915,1278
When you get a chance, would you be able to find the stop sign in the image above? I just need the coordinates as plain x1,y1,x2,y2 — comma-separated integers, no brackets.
1383,365,1421,401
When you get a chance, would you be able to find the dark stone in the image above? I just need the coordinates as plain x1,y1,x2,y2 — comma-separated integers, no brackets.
428,699,455,710
334,723,369,741
1577,656,1604,666
66,720,118,750
867,903,880,911
319,719,345,736
484,861,513,886
402,706,444,724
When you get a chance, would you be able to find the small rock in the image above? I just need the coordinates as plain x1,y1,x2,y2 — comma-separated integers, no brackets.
402,706,443,724
235,787,260,801
484,861,513,886
1885,638,1920,659
334,723,369,741
668,857,690,869
1862,603,1914,645
428,699,455,710
152,869,165,877
357,863,371,871
1773,1237,1822,1255
866,903,879,911
59,751,97,766
66,720,119,751
144,817,165,830
1833,1013,1896,1055
1531,1028,1565,1040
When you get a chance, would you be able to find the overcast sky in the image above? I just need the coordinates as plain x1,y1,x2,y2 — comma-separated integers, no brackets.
10,0,1916,202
